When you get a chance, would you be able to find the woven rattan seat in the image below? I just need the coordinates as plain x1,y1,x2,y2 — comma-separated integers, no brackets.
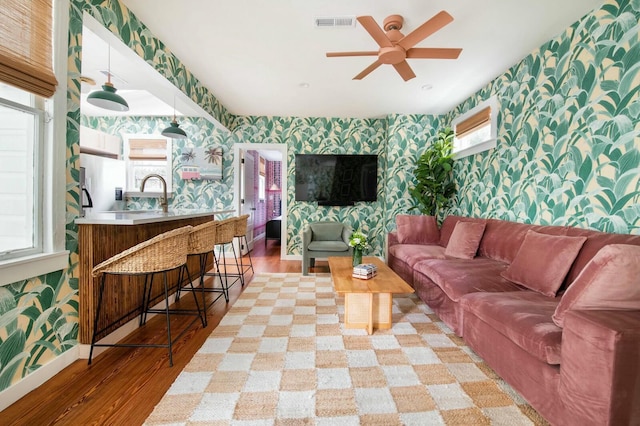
213,217,243,292
89,226,205,367
175,221,229,324
232,214,254,286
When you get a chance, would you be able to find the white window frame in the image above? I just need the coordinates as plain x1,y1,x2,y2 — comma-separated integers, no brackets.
258,175,266,201
122,133,173,198
452,96,499,159
0,0,69,286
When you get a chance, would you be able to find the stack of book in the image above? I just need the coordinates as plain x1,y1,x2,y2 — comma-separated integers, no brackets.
352,263,378,280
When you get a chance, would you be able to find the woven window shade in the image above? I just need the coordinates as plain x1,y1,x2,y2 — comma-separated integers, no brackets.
128,139,167,160
456,106,491,139
259,157,265,176
0,0,58,98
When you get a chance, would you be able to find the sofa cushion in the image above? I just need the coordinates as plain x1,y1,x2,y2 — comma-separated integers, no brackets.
307,241,349,252
413,257,521,302
388,244,446,267
445,221,486,259
461,291,563,365
553,244,640,328
478,219,569,264
501,230,587,297
396,215,440,245
439,215,486,247
310,222,344,241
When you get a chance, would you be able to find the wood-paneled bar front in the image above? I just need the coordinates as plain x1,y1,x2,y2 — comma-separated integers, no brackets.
76,210,233,344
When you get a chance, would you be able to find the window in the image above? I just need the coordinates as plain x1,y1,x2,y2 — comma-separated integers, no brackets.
123,134,173,195
452,96,499,159
259,175,266,201
0,0,68,285
258,156,265,201
0,85,42,259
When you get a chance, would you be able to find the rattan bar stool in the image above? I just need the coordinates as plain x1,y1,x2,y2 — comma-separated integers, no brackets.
232,214,254,286
175,221,229,326
214,217,243,292
88,226,205,367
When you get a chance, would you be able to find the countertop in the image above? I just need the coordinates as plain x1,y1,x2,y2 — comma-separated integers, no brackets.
75,209,235,225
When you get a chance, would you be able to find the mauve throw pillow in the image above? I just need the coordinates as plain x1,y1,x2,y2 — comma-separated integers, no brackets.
501,230,587,297
445,221,486,259
396,215,440,245
553,244,640,327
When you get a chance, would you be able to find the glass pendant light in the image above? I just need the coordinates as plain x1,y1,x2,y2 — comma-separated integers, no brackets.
86,45,129,112
161,96,187,139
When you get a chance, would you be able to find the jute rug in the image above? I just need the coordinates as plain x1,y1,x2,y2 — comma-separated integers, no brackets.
145,273,547,425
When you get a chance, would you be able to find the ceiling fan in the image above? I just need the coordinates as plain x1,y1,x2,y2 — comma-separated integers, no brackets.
326,11,462,81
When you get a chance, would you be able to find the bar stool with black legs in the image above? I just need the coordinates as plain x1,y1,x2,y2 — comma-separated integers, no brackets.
214,217,243,292
233,214,255,286
175,221,229,325
88,226,205,367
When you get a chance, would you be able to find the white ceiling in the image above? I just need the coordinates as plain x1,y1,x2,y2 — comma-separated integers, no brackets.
81,15,216,121
90,0,603,119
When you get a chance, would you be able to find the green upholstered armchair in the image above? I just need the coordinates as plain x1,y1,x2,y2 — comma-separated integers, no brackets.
302,221,353,275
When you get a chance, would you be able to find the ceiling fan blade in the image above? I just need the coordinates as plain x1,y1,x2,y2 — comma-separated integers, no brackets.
393,60,416,81
326,51,378,58
353,60,383,80
357,16,393,48
398,10,454,50
406,47,462,59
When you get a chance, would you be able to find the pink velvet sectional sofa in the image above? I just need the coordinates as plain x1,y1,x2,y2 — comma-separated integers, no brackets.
387,214,640,426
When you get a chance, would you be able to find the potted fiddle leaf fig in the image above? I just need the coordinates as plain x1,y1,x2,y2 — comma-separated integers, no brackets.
409,127,456,217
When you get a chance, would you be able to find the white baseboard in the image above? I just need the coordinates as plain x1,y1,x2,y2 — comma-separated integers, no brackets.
0,346,79,411
0,277,211,411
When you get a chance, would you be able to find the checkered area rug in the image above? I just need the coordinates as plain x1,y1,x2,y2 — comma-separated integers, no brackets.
145,273,547,425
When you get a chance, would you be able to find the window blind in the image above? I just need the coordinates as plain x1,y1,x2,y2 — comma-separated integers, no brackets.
128,139,167,160
0,0,58,97
259,157,265,176
455,106,491,139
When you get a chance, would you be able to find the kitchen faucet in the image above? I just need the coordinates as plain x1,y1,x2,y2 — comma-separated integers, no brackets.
140,174,168,213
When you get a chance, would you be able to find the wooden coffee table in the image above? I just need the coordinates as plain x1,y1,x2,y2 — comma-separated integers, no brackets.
329,256,414,334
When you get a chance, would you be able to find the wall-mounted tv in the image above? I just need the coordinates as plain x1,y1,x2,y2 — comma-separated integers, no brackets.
295,154,378,206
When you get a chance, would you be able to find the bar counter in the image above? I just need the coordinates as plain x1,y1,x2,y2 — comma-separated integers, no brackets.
76,209,234,344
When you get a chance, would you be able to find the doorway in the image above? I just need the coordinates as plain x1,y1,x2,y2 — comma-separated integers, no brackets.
233,143,287,260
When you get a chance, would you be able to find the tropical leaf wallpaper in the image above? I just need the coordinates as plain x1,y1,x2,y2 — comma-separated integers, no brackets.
229,116,388,255
444,0,640,234
82,116,236,213
2,0,639,395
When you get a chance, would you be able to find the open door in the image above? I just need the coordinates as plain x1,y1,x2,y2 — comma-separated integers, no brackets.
234,143,288,260
239,149,255,254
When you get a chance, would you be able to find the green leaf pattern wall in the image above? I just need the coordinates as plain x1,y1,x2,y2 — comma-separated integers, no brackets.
230,116,389,255
445,0,640,234
82,116,236,213
2,0,639,392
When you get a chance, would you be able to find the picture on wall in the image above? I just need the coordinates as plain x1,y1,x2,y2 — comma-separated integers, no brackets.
180,146,223,180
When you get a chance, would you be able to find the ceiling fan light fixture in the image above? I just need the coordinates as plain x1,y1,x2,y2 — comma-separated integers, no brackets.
86,46,129,112
161,119,187,139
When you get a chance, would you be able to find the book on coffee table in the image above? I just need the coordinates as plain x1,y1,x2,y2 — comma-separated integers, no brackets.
352,263,378,279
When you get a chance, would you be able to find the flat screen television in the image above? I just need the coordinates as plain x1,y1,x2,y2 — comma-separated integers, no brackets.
295,154,378,205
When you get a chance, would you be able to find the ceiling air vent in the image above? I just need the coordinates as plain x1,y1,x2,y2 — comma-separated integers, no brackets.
314,16,356,28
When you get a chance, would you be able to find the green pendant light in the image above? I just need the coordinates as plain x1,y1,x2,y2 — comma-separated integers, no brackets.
86,45,129,112
161,97,187,139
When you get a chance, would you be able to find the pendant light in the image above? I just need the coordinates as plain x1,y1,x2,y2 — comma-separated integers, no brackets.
161,96,187,139
86,45,129,112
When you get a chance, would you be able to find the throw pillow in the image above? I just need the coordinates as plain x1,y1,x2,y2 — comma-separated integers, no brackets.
395,215,440,245
445,221,486,259
501,230,587,297
553,244,640,328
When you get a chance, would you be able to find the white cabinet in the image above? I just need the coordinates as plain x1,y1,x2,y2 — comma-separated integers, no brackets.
80,126,121,158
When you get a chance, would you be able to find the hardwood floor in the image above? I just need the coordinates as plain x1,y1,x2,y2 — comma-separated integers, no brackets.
3,238,329,426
